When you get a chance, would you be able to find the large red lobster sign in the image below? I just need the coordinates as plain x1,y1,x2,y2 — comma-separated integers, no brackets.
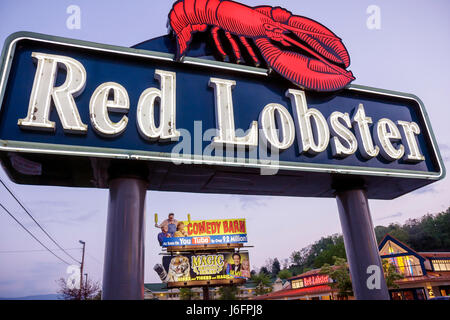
169,0,355,92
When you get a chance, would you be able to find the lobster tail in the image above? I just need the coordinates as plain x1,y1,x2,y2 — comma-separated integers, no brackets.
255,38,354,91
169,0,221,58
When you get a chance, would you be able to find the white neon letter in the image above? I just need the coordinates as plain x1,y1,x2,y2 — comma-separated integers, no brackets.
352,104,379,159
287,89,329,155
397,120,425,162
328,111,358,158
18,52,87,133
209,78,258,147
137,69,180,141
375,118,405,161
89,82,129,137
259,103,295,150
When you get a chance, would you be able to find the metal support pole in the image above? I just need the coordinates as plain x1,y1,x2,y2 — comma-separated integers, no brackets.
79,240,85,300
203,286,210,300
102,177,147,300
336,188,390,300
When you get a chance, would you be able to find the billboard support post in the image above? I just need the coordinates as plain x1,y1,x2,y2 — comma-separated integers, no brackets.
102,174,147,300
203,286,210,300
336,187,390,300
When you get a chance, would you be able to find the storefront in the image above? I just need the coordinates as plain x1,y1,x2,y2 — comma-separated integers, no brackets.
379,235,450,300
254,270,339,300
254,234,450,300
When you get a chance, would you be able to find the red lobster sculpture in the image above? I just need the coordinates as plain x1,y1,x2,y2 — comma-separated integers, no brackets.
169,0,355,92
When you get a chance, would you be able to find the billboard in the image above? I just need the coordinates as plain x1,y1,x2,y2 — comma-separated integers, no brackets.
156,252,250,286
160,218,247,247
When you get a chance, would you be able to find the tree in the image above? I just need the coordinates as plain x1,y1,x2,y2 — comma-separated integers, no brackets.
375,207,450,252
57,277,101,300
271,258,281,277
218,285,239,300
259,266,270,275
179,288,196,300
277,269,293,280
319,257,353,299
251,272,272,296
382,259,404,289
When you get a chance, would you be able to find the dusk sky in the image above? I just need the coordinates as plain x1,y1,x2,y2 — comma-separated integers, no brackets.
0,0,449,298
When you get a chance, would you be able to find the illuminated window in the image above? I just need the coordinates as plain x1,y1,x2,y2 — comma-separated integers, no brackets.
292,279,304,289
380,240,407,256
432,259,450,271
383,255,423,277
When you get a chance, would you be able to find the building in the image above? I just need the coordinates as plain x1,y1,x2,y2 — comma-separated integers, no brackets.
253,269,340,300
379,234,450,300
253,234,450,300
144,281,259,300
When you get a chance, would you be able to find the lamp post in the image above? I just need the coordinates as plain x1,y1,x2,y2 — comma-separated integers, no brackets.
79,240,86,300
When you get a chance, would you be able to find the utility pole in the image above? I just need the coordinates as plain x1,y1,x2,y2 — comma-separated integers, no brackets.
79,240,86,300
85,273,88,289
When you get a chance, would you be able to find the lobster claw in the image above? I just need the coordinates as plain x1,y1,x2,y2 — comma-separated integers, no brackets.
285,15,350,68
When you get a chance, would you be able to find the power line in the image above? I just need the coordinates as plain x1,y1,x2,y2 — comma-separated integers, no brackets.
85,251,103,266
0,203,72,266
0,177,81,264
0,248,81,254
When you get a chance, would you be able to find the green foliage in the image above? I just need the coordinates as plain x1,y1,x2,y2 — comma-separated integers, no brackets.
251,272,273,296
259,266,270,275
288,234,346,274
277,269,293,280
319,257,353,299
179,288,195,300
375,208,450,252
271,258,281,277
218,285,239,300
382,259,404,289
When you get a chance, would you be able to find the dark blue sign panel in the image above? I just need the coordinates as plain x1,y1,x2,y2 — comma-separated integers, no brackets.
0,32,445,199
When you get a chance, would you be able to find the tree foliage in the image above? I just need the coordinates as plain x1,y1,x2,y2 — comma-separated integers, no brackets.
251,272,273,296
218,285,239,300
271,258,281,277
375,208,450,252
319,257,353,299
277,269,293,280
382,259,404,289
57,277,101,300
179,288,196,300
288,234,346,275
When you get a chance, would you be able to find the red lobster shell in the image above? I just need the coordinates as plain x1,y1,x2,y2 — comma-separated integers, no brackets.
169,0,355,92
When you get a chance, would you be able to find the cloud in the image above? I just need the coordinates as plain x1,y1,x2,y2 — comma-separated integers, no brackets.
411,184,436,195
438,143,450,162
375,212,403,221
14,199,101,226
235,195,268,210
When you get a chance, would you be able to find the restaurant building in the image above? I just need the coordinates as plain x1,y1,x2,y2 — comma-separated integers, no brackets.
254,234,450,300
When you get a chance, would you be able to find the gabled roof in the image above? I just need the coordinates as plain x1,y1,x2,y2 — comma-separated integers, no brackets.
144,283,168,292
253,284,334,300
419,252,450,259
378,234,425,262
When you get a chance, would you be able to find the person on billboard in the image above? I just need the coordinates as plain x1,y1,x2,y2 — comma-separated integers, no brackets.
173,221,188,237
224,252,242,277
157,225,171,246
155,213,177,237
241,259,251,279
